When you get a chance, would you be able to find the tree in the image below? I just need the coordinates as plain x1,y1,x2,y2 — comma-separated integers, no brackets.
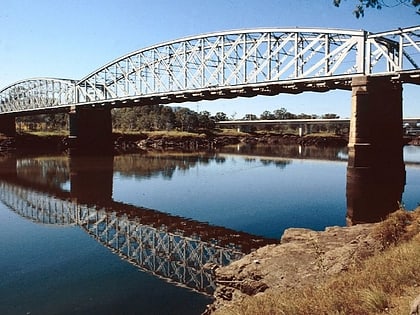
333,0,420,17
197,111,215,129
214,112,228,122
297,113,313,119
174,108,199,131
260,110,275,120
322,113,340,119
242,114,258,120
273,108,296,120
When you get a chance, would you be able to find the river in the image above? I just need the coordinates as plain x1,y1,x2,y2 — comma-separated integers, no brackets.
0,144,419,314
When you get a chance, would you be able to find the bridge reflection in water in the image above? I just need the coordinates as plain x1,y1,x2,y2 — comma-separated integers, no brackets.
0,144,410,294
0,153,276,295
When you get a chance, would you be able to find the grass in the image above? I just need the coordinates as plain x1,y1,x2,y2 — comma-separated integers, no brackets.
143,130,207,138
18,130,69,137
302,132,344,138
214,208,420,315
212,128,250,137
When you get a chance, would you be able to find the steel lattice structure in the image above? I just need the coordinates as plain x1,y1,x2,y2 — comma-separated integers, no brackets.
0,181,244,294
0,78,76,114
0,26,419,114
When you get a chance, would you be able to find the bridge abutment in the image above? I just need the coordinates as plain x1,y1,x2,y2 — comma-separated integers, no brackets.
346,76,405,224
0,115,16,136
68,107,113,153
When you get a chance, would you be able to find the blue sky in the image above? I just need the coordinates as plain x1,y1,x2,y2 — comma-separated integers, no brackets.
0,0,418,118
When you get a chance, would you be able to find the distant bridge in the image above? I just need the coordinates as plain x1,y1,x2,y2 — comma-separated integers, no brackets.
216,118,420,135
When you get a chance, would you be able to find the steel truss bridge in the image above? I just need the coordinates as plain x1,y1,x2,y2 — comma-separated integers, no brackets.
0,26,419,115
0,179,274,295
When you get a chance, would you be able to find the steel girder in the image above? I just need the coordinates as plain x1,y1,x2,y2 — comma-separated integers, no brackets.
77,28,367,103
0,26,419,114
367,25,420,75
0,181,244,294
0,78,76,114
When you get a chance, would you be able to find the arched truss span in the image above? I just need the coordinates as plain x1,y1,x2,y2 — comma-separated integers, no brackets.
0,26,419,114
0,78,76,114
76,28,367,103
76,26,420,104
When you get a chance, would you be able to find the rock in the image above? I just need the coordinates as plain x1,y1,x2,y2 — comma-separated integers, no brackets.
206,223,378,313
410,294,420,315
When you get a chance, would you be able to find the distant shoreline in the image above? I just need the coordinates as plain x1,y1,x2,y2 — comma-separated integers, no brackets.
1,131,418,154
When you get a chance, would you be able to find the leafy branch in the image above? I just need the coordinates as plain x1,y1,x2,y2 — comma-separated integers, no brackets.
333,0,420,18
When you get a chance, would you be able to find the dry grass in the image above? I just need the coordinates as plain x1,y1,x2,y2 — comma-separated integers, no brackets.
302,132,343,138
143,130,207,138
215,208,420,315
18,130,69,137
214,128,249,136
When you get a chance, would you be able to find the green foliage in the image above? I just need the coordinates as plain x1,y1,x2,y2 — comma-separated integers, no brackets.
17,113,68,132
214,112,228,121
15,105,344,134
333,0,420,17
112,105,217,132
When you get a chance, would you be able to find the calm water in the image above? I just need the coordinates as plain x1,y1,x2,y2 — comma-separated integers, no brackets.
1,144,420,315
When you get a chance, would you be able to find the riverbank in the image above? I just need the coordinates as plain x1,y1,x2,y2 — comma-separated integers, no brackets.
2,131,419,154
2,130,420,154
0,131,349,154
204,208,420,315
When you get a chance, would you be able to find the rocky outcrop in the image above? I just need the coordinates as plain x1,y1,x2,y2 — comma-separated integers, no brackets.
205,223,381,314
411,294,420,315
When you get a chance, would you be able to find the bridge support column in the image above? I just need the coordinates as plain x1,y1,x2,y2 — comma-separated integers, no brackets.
298,124,310,136
68,106,113,153
69,155,114,204
0,115,16,136
346,76,405,224
0,156,17,179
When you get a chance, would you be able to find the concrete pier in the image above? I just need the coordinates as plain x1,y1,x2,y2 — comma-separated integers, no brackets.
346,76,405,224
68,106,113,153
0,115,16,136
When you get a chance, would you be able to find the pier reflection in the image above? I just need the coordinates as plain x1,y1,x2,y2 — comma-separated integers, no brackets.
0,144,410,293
346,165,406,225
0,153,276,295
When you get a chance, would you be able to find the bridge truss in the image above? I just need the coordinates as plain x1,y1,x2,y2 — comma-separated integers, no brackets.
0,78,76,114
0,26,419,114
0,181,244,294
